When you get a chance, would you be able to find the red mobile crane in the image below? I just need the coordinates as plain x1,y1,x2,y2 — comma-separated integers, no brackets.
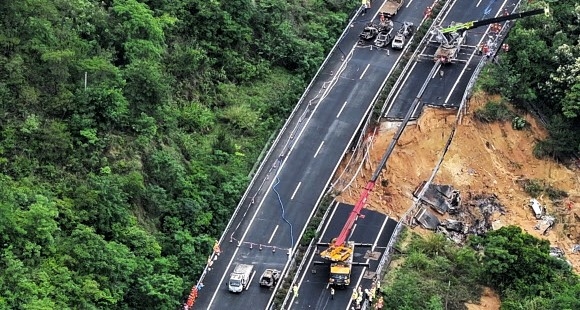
319,110,409,287
319,4,550,289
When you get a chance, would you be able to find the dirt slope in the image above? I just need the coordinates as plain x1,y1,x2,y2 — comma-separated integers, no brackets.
335,92,580,273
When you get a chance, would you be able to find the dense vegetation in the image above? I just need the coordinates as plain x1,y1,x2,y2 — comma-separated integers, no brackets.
478,0,580,158
0,0,357,308
382,2,580,309
382,227,580,310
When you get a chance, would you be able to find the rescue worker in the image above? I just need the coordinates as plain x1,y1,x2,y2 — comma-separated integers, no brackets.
424,6,432,18
330,287,335,300
352,288,358,303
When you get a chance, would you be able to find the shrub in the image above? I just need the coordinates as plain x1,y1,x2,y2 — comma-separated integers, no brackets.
512,116,528,130
474,101,514,122
522,179,544,198
545,185,568,201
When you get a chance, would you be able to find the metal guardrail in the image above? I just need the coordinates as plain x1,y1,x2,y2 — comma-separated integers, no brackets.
275,1,448,306
277,199,338,309
377,0,455,119
364,2,527,309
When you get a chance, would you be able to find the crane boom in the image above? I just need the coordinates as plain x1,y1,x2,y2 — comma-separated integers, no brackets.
441,7,548,34
321,89,415,261
433,6,549,63
333,181,375,247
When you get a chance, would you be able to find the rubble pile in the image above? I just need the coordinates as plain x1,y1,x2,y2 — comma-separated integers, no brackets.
414,183,506,244
534,215,556,235
457,193,506,234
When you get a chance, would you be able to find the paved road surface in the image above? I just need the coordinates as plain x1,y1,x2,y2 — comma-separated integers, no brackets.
192,1,423,309
281,1,523,309
384,0,519,120
288,203,397,310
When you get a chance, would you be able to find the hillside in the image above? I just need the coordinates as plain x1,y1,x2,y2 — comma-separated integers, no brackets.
337,92,580,270
335,91,580,309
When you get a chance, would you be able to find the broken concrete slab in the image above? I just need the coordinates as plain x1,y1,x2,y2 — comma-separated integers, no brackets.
414,182,456,214
438,226,466,244
414,207,441,230
441,219,468,234
492,220,504,230
364,251,381,260
363,270,376,279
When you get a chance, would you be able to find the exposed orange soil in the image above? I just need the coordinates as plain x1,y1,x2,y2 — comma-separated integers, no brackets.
466,287,501,310
335,92,580,276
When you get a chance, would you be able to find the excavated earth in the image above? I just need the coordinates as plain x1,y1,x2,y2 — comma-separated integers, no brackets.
334,92,580,307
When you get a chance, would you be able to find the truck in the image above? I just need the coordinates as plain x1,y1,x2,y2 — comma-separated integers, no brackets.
327,241,355,287
259,269,280,288
432,22,467,63
379,0,404,18
391,22,414,49
228,264,255,293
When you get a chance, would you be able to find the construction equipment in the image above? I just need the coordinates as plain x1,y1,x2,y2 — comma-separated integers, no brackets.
259,269,280,288
431,6,549,63
327,241,356,287
392,22,414,49
228,264,255,293
380,0,404,18
317,64,437,287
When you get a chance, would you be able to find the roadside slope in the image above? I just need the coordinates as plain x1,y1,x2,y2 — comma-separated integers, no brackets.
336,92,580,272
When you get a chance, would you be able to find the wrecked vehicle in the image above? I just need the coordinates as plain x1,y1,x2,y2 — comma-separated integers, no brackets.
360,23,379,41
259,269,280,288
529,199,543,219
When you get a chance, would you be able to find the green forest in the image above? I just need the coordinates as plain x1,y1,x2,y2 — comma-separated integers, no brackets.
0,0,579,309
0,0,357,308
382,226,580,310
479,0,580,158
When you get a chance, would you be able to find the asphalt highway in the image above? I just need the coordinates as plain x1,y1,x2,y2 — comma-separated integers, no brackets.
191,1,429,309
288,203,397,310
384,0,520,120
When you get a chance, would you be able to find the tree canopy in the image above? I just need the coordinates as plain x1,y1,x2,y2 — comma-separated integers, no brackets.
382,227,580,310
0,0,357,308
478,0,580,158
